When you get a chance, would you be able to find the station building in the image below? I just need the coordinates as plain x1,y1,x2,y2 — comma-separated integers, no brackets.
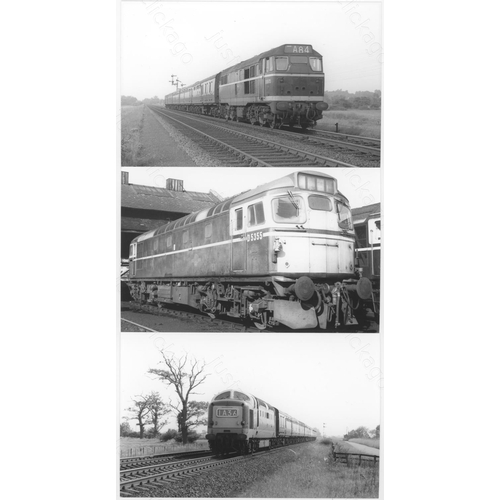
121,171,222,260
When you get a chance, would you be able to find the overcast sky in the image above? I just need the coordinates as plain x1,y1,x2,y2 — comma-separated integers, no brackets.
122,166,380,209
120,332,381,437
121,0,382,100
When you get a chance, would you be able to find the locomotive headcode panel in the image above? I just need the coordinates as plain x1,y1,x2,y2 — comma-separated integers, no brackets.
206,389,318,454
164,44,328,129
126,171,378,331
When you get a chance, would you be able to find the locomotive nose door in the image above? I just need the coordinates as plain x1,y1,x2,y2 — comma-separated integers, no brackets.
307,196,340,275
231,207,247,272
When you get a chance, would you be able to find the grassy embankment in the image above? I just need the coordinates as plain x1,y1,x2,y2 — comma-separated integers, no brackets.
238,438,379,498
317,109,381,139
121,104,146,165
348,438,380,449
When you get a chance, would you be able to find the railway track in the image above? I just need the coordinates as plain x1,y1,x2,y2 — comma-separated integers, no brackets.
121,450,213,471
150,106,379,168
120,444,307,495
121,300,378,333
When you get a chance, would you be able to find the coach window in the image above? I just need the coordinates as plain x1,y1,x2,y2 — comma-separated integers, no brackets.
235,208,243,231
272,196,306,223
309,57,322,71
308,195,332,211
336,201,353,230
275,56,289,70
247,202,265,227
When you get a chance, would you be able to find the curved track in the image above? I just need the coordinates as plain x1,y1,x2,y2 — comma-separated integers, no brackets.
150,106,379,167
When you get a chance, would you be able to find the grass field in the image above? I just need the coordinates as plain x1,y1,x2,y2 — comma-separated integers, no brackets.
239,440,378,498
349,439,380,449
121,104,145,165
317,109,381,139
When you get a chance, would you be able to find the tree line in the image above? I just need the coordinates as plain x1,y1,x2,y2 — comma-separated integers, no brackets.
324,90,381,110
121,351,209,444
344,424,380,440
121,95,162,106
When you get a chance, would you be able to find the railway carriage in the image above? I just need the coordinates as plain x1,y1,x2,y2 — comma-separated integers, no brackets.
206,389,317,454
127,170,376,330
165,44,328,128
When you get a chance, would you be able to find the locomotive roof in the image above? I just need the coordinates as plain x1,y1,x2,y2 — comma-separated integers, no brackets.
165,44,322,97
133,171,346,243
221,44,323,75
352,202,381,225
122,182,220,212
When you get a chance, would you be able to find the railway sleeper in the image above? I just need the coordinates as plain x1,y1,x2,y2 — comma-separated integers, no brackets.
127,276,375,330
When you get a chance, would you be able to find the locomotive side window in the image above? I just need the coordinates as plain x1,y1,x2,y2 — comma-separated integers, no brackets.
275,56,289,70
309,195,332,211
265,57,274,72
205,223,212,239
272,196,306,223
309,57,322,71
235,208,243,231
247,202,265,227
336,201,353,230
182,231,189,244
166,235,172,248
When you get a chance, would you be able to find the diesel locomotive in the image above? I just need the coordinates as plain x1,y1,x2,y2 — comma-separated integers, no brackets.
126,170,377,331
165,44,329,129
206,389,318,454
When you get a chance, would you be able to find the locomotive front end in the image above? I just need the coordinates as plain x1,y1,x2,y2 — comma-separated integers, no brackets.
206,390,253,455
263,44,328,129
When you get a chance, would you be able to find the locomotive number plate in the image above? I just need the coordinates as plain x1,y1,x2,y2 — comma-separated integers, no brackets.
246,231,263,242
284,45,312,54
216,408,238,417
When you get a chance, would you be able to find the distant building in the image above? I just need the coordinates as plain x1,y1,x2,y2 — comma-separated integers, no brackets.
121,171,222,259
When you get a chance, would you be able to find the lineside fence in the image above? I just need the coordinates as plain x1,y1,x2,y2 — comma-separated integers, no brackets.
120,441,208,458
331,446,379,467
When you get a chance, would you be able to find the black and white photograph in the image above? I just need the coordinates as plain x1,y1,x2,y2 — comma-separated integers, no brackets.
119,332,381,497
120,166,380,334
118,0,382,497
120,0,382,168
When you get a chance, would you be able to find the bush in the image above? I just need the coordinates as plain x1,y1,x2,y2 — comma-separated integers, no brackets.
174,430,201,443
160,429,179,442
127,431,141,438
319,437,333,445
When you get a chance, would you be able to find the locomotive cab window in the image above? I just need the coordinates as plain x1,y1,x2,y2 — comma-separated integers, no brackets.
309,57,322,71
275,56,289,70
308,195,332,211
272,196,306,223
247,202,265,227
336,201,353,230
214,391,231,401
233,391,250,402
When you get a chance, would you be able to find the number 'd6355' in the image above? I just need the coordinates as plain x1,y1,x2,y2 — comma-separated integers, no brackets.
246,231,263,242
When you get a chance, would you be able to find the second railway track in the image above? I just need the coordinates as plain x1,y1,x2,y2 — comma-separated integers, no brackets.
150,106,379,168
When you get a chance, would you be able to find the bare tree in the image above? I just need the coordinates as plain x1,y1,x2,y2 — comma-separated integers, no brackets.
125,394,151,439
149,351,209,444
146,392,170,437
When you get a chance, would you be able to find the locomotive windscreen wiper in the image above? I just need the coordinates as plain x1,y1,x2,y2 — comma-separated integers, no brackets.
287,190,299,210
